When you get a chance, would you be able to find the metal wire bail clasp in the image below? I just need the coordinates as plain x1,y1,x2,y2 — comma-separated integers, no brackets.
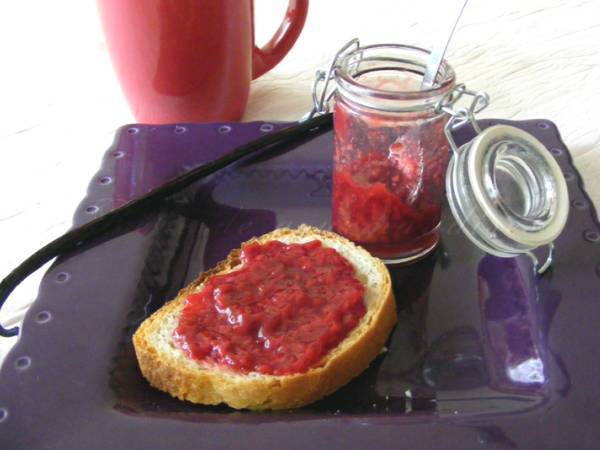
303,38,361,121
434,84,490,155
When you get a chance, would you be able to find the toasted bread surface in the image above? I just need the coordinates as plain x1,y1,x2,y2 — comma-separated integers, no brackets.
133,225,396,410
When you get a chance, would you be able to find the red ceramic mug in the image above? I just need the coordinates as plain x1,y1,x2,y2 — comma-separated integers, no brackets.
97,0,309,123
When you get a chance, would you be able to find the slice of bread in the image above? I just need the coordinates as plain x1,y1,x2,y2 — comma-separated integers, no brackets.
133,225,396,410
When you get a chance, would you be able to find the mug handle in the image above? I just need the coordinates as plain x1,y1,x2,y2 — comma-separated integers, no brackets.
252,0,309,79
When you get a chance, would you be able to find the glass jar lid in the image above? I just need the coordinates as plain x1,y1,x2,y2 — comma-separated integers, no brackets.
446,124,569,260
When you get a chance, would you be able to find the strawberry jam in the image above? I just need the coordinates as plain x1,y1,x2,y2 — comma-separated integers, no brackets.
174,240,366,375
332,96,450,261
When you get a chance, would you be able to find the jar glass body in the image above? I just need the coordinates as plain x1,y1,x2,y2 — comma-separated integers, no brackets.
331,44,455,262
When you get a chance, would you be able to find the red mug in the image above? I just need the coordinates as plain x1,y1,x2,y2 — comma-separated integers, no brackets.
97,0,308,123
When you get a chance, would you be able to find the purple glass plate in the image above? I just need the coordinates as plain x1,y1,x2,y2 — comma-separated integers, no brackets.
0,119,599,449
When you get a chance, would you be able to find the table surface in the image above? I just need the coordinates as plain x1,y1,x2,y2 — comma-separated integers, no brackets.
0,0,599,362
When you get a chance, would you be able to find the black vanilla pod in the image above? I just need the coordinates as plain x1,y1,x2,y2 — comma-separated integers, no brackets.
0,114,333,337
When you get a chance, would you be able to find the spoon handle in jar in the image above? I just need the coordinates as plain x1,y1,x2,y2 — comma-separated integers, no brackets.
421,0,470,89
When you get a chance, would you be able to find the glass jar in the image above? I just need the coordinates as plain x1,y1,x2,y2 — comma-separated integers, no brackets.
331,44,456,262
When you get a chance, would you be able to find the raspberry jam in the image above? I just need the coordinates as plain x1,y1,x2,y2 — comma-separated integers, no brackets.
332,99,449,260
174,240,366,375
331,44,455,262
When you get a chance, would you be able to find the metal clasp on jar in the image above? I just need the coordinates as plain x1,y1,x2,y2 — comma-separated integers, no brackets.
303,38,361,121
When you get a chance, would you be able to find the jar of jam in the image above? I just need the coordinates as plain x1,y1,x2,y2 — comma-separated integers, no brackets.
308,39,568,273
330,43,456,263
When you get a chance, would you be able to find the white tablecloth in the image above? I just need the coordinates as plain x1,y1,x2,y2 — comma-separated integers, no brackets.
1,0,599,362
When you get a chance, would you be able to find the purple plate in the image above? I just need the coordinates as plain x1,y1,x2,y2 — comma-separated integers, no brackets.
1,119,599,449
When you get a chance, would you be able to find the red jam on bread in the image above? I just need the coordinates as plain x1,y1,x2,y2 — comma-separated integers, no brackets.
174,240,366,375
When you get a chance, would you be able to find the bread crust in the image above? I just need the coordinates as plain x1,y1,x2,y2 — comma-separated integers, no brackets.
133,225,396,410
